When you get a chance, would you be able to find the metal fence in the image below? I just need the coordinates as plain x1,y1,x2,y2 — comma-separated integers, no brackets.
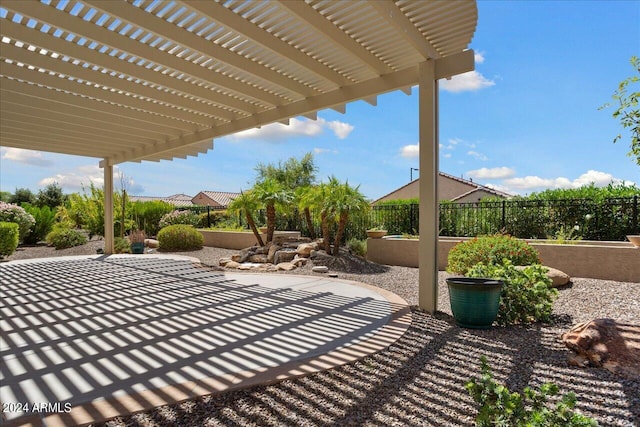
194,196,639,242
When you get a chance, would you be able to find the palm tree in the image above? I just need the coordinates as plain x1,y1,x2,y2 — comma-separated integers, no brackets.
296,185,317,239
252,178,293,243
329,178,369,255
227,190,264,246
306,181,335,253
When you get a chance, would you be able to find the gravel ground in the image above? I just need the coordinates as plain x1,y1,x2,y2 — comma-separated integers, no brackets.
3,241,639,426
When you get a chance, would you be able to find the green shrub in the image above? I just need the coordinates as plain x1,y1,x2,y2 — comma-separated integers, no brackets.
46,226,88,249
347,238,367,256
22,204,56,244
466,356,598,426
159,210,201,229
114,237,132,254
157,225,203,251
0,201,35,243
466,261,557,326
0,222,19,258
447,234,540,275
130,200,174,237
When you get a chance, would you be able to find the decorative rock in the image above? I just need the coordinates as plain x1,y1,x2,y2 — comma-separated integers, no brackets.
248,254,268,263
296,243,317,257
224,261,240,269
144,238,159,248
219,257,233,266
562,318,640,378
293,256,308,267
231,254,242,262
267,244,281,263
274,249,296,264
276,262,296,271
545,267,571,287
312,265,329,273
328,273,338,278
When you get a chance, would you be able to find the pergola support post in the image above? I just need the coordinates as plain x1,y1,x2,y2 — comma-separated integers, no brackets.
418,60,439,313
103,161,114,255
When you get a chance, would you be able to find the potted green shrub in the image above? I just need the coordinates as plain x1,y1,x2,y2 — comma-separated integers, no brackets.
446,277,504,329
366,225,387,239
128,229,146,254
446,235,545,329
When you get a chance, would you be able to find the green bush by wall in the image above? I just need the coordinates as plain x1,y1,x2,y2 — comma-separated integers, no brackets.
158,224,204,251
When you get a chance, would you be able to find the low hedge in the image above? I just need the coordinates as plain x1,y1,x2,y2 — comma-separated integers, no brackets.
0,222,19,258
158,224,203,251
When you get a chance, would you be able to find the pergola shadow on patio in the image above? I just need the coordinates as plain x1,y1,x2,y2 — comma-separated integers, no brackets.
0,255,410,426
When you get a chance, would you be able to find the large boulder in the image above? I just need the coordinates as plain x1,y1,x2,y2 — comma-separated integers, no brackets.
274,249,297,264
248,254,269,263
276,262,296,271
562,318,640,378
296,242,318,257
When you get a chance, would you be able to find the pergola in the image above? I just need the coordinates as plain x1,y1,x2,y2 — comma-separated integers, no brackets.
0,0,477,313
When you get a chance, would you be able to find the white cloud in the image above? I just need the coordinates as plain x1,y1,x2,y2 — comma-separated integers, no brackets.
440,71,495,93
313,147,338,155
325,120,354,139
474,52,485,64
443,153,452,158
467,167,516,179
467,150,488,161
400,144,419,158
38,165,144,194
501,170,633,193
1,147,53,167
227,117,354,142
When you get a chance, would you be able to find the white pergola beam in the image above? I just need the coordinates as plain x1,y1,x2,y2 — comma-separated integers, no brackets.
4,1,283,109
85,0,316,99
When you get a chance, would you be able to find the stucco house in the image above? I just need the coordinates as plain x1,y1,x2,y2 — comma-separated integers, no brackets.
128,193,194,207
371,172,511,205
191,191,240,209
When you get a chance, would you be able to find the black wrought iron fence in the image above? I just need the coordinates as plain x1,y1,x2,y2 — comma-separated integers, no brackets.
194,196,639,243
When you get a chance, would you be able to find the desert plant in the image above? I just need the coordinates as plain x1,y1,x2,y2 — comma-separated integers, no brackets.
0,222,19,258
157,224,203,251
45,226,87,250
159,210,201,229
128,229,146,243
347,238,367,256
0,201,35,243
227,190,264,246
114,237,132,254
466,261,557,326
130,200,174,236
466,355,598,426
447,234,540,275
252,178,293,243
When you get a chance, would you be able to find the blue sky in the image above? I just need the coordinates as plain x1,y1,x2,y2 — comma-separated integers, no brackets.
1,0,639,201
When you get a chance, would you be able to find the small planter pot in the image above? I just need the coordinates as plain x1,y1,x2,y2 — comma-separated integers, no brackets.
366,230,387,239
446,277,503,329
130,242,145,254
627,235,640,248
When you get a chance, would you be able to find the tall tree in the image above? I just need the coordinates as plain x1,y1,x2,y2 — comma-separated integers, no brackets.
601,56,640,165
252,178,293,243
329,178,370,255
227,190,264,246
36,183,67,208
9,188,36,205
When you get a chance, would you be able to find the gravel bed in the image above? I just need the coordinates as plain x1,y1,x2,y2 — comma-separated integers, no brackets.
3,242,639,426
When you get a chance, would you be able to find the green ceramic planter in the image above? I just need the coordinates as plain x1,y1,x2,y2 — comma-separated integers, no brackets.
130,242,145,254
446,277,503,329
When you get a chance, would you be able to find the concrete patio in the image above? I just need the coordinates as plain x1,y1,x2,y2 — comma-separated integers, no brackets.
0,255,410,426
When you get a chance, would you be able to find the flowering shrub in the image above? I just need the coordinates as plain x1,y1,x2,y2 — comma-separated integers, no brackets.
159,210,201,229
157,225,203,251
447,234,540,275
466,261,557,326
0,222,19,258
0,201,35,243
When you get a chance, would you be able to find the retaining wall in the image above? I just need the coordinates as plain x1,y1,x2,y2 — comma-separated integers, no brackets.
366,237,639,283
199,230,301,250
